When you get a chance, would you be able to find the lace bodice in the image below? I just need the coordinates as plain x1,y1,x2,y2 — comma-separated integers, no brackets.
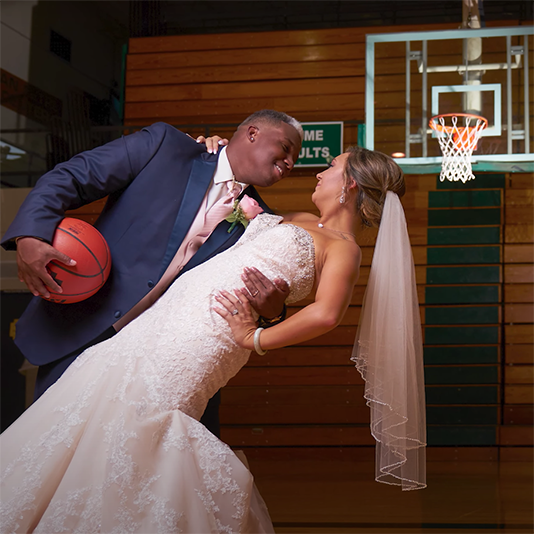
77,213,315,420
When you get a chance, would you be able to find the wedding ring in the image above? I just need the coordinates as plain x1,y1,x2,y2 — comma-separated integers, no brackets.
252,291,259,297
231,309,239,316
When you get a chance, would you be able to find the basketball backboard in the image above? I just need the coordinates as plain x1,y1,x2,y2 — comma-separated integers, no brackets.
365,25,534,173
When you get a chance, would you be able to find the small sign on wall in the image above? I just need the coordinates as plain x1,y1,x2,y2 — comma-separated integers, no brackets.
295,122,343,167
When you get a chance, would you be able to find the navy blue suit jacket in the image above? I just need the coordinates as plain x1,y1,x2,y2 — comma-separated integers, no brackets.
2,123,271,366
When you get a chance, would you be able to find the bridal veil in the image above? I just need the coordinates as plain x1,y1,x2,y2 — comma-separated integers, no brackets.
352,191,427,491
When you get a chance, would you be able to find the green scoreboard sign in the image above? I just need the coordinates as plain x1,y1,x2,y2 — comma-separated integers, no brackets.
295,121,344,167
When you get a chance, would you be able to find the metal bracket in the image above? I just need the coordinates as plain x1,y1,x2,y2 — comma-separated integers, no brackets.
409,133,424,144
418,55,522,73
511,130,525,141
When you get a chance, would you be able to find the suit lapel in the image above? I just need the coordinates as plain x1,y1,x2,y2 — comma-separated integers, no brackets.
159,157,216,277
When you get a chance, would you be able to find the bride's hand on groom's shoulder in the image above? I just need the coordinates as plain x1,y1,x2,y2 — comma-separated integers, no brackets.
213,289,257,350
195,135,229,154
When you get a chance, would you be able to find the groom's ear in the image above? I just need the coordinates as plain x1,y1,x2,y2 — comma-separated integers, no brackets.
246,125,259,143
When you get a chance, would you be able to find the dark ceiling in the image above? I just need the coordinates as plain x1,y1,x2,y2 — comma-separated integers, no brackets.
88,0,533,39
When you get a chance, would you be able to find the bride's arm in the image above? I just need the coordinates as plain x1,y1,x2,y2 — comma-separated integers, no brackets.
215,240,361,350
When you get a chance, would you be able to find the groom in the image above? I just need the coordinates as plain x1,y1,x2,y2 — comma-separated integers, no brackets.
2,110,303,436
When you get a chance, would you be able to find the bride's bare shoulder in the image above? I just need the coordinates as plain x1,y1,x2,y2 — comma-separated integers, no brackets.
282,212,319,223
324,236,362,271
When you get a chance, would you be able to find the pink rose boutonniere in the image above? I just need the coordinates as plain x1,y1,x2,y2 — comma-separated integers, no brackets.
226,195,264,233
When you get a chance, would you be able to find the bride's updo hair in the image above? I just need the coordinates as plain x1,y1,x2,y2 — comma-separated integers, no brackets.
344,146,405,228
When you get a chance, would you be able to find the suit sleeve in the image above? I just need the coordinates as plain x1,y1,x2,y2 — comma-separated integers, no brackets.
1,123,171,250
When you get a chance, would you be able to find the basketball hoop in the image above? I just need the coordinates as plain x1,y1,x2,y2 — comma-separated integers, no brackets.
429,113,488,183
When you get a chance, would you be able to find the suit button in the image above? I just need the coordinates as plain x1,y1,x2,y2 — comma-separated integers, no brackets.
147,280,154,288
114,311,121,318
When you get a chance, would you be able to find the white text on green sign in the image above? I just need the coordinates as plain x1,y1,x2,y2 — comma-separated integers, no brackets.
296,122,343,167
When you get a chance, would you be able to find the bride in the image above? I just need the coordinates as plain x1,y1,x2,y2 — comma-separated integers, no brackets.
0,146,426,533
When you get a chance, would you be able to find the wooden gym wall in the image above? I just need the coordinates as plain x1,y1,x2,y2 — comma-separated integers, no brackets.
83,20,532,460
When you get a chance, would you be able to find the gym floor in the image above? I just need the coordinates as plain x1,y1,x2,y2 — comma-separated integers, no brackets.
248,454,533,533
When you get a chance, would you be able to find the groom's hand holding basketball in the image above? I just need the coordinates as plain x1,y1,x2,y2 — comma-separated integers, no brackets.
16,237,76,298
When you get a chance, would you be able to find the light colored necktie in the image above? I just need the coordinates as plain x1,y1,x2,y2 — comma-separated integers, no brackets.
186,180,241,256
114,181,242,332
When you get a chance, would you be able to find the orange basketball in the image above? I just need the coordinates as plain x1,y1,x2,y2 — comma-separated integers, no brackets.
43,218,112,304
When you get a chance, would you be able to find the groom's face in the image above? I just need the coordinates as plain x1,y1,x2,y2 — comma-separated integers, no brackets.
237,122,302,188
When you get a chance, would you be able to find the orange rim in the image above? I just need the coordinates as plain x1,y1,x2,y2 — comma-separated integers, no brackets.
429,113,488,133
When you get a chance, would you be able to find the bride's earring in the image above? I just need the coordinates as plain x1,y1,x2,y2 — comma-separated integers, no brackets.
339,186,347,204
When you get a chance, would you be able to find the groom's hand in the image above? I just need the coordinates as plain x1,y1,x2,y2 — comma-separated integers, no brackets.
16,237,76,298
240,267,290,319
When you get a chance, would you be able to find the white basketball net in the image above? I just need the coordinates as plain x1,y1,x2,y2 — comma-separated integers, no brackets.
430,115,487,183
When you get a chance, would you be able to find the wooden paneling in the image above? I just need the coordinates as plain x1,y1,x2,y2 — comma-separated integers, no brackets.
503,405,534,425
504,284,534,303
126,77,364,103
508,173,534,189
505,225,534,243
505,324,534,344
125,61,366,88
221,425,376,447
505,365,534,384
221,386,366,406
504,174,533,425
504,244,534,263
505,264,534,284
246,347,353,367
128,21,516,54
227,366,364,387
499,446,534,461
125,93,365,121
505,345,534,364
499,426,534,446
505,385,534,404
504,304,534,323
220,404,370,425
127,43,369,71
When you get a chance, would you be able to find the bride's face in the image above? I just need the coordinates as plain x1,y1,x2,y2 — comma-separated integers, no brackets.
312,152,349,206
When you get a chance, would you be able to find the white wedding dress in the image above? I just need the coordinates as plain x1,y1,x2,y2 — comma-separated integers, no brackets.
0,214,315,534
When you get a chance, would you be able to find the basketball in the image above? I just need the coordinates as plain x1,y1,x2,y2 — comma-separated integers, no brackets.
43,218,112,304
